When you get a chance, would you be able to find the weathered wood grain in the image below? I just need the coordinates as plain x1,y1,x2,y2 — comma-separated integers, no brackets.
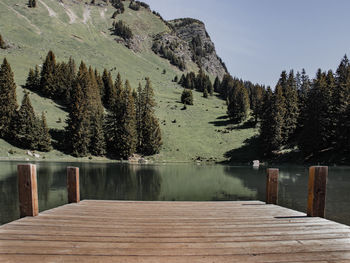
17,164,38,218
67,167,80,203
1,201,349,262
266,168,279,204
307,166,328,217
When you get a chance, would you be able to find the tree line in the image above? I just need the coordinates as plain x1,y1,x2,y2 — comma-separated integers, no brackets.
178,69,213,98
0,59,51,152
259,56,350,160
0,51,162,159
217,55,350,161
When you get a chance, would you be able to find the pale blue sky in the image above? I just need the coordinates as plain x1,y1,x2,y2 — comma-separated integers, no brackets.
146,0,350,87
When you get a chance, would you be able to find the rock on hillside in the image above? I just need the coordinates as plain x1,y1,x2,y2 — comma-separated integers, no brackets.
152,18,227,79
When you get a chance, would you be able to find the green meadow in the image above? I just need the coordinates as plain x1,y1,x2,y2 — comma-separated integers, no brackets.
0,0,258,162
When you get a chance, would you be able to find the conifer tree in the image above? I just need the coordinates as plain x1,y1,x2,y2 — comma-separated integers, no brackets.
0,58,18,139
15,92,37,149
88,66,106,156
181,89,193,105
213,76,220,93
220,74,234,99
260,87,275,154
296,69,310,134
40,51,57,98
179,74,186,86
95,69,104,99
102,69,115,108
25,68,39,91
37,112,52,152
139,78,162,155
90,115,106,156
135,82,143,148
115,72,123,98
28,0,37,8
63,57,76,104
250,84,265,125
334,55,350,150
299,70,333,156
65,62,92,157
66,82,90,157
105,80,137,158
268,84,286,152
203,87,208,98
0,34,6,49
341,104,350,153
282,70,299,142
260,85,285,155
227,80,250,123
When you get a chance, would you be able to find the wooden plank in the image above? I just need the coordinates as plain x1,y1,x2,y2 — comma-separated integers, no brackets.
266,168,279,204
67,167,80,203
17,164,38,217
1,254,349,263
1,200,350,262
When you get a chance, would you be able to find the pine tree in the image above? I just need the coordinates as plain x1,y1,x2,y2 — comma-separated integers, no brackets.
299,70,333,156
95,69,104,99
105,80,137,158
296,69,310,134
260,87,275,155
203,87,208,98
260,85,286,155
65,62,92,157
63,57,76,104
227,80,250,123
102,69,115,108
25,68,39,91
40,51,57,98
0,34,6,49
341,104,350,154
15,92,38,149
282,70,299,142
29,0,37,8
37,112,52,152
90,115,106,156
135,82,143,148
181,89,193,105
179,74,185,86
0,58,18,139
213,76,220,93
250,84,265,125
66,82,90,157
220,74,234,99
334,55,350,150
88,66,106,156
139,78,162,155
269,84,286,152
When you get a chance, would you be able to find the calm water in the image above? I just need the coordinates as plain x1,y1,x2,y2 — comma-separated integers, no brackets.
0,161,350,226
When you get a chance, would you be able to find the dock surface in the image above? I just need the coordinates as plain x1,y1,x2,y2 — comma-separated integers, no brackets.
1,200,350,262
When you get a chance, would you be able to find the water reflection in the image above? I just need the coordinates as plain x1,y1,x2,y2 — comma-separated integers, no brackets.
0,162,349,226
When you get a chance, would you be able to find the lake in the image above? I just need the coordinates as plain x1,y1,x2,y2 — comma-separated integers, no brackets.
0,161,350,226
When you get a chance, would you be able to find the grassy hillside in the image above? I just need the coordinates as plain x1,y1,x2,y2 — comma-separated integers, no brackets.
0,0,258,162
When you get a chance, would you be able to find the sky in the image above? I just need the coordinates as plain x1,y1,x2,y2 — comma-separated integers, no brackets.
146,0,350,87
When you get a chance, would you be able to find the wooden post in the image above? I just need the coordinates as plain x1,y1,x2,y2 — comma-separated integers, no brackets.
307,166,328,217
18,164,39,217
67,167,80,203
266,168,279,205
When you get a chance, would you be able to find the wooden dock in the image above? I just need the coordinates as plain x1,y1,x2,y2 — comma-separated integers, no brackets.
1,164,350,262
1,200,350,262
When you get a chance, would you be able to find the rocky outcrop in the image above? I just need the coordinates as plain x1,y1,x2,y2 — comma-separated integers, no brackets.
153,18,227,79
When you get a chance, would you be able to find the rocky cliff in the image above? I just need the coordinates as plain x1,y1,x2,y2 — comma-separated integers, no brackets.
152,18,227,79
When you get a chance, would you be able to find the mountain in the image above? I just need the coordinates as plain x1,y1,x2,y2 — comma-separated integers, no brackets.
0,0,257,162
